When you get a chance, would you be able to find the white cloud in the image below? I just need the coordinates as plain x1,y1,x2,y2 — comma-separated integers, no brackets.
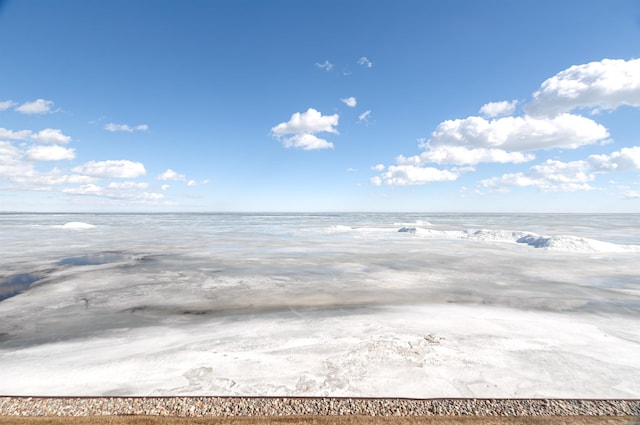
187,180,196,187
0,128,32,140
341,97,357,107
0,100,15,111
371,164,385,171
623,190,640,199
399,146,535,166
526,58,640,117
281,133,334,150
315,60,333,71
25,145,75,161
480,146,640,192
157,168,186,181
271,108,338,150
479,100,518,118
73,160,146,178
358,57,373,68
428,113,608,153
161,184,170,191
358,110,371,123
371,165,459,186
272,108,338,135
62,183,165,203
105,123,149,132
107,181,149,190
15,99,55,115
30,128,72,144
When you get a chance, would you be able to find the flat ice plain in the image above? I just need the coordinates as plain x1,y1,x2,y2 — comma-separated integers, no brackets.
0,213,639,397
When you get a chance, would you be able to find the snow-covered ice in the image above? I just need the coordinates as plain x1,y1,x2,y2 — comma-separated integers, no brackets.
0,213,639,397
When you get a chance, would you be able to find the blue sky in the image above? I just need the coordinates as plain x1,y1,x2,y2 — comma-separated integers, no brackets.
1,0,640,212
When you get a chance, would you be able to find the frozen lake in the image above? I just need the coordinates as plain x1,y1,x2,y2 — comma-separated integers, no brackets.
0,213,639,397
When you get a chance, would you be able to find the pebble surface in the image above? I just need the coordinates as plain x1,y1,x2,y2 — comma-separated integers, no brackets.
0,397,639,417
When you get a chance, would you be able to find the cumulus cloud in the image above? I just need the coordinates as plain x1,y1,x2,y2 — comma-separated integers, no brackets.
161,184,170,191
371,165,459,186
315,60,333,71
25,145,75,161
30,128,72,144
15,99,55,114
358,57,373,68
526,58,640,117
73,160,146,178
157,168,186,181
0,100,15,111
479,100,518,118
341,97,357,107
271,108,338,150
428,114,608,153
480,146,640,192
105,123,149,132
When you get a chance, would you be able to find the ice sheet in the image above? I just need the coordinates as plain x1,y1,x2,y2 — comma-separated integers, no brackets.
0,213,639,397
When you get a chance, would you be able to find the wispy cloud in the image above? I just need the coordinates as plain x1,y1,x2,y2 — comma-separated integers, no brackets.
358,57,373,68
315,60,333,71
73,160,146,178
105,123,149,132
358,110,371,123
0,100,16,111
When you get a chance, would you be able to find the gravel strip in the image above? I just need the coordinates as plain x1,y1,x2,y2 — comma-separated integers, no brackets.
1,398,639,417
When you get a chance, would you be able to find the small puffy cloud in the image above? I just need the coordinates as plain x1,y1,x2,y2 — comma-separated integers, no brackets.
271,108,338,150
73,160,146,178
157,168,186,181
272,108,338,135
0,100,15,111
25,145,75,161
15,99,55,114
371,164,385,171
358,57,373,68
623,190,640,199
526,58,640,117
480,146,640,192
479,100,518,118
30,128,72,144
371,165,459,186
161,184,170,191
187,180,197,187
341,97,357,107
105,123,149,132
315,60,333,71
358,110,371,123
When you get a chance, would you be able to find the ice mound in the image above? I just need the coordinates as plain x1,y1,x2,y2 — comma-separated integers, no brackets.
55,222,96,230
515,234,636,252
398,226,640,253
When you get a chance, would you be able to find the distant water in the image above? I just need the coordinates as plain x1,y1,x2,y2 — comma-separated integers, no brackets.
1,213,639,397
